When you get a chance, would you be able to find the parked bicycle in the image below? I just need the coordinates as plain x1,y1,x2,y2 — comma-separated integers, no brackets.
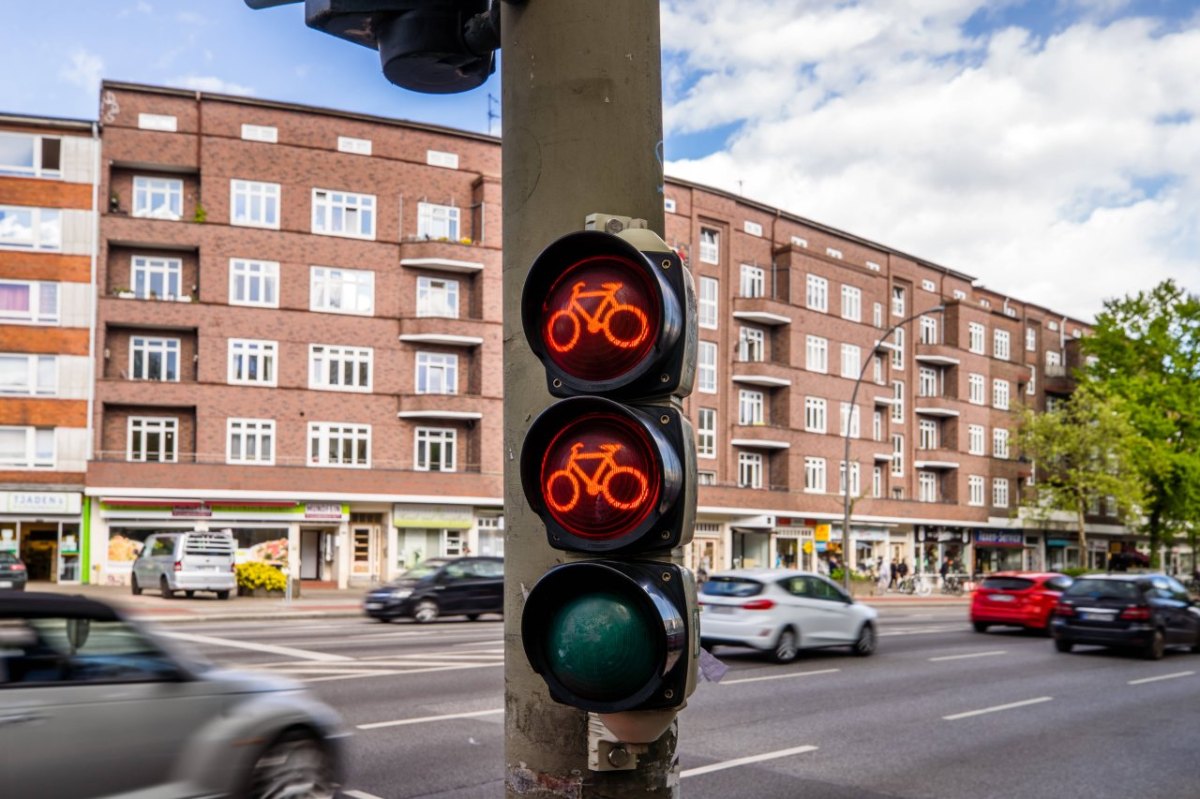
941,574,965,596
897,574,933,596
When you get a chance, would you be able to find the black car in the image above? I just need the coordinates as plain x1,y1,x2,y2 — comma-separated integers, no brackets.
1051,573,1200,660
0,551,28,590
364,557,504,623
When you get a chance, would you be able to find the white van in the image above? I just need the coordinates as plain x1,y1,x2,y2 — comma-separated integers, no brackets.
131,531,237,599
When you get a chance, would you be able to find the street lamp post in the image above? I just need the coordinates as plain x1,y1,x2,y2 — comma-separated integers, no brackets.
841,305,945,593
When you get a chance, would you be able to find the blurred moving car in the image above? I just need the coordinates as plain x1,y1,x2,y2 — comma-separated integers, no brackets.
130,530,237,599
364,556,504,623
0,551,27,590
970,571,1073,634
698,568,878,663
1051,573,1200,660
1,592,345,798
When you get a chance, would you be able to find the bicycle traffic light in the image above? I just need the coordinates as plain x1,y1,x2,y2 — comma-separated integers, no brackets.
519,216,698,744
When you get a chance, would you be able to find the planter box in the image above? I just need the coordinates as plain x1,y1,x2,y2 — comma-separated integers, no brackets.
237,582,301,598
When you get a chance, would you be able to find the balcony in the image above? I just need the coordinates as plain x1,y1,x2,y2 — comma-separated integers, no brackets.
400,239,489,272
994,359,1032,385
914,342,962,366
103,214,201,251
96,378,198,406
731,359,792,387
731,295,793,326
101,295,199,330
730,424,792,450
914,402,960,418
914,450,960,470
1043,364,1075,395
398,315,489,346
396,392,495,421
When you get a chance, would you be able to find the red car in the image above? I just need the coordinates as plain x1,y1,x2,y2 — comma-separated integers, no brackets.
971,571,1073,633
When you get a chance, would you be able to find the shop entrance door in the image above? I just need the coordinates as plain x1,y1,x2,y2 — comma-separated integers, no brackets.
300,530,321,580
350,513,383,581
19,524,59,583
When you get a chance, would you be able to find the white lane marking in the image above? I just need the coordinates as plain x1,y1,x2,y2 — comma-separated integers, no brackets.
158,630,353,662
943,696,1053,721
358,708,504,730
722,668,840,685
929,650,1008,662
344,790,386,799
1128,671,1195,685
879,625,962,637
302,662,503,683
681,745,819,778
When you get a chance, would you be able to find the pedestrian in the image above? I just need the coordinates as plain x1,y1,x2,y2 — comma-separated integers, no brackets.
878,558,891,593
898,559,909,580
939,555,950,585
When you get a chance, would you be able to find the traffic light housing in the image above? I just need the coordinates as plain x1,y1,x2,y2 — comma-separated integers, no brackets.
519,217,698,745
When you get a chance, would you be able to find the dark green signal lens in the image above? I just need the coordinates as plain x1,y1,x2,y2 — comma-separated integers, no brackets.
545,592,658,701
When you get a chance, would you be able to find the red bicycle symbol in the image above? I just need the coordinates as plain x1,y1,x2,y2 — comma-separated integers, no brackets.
545,441,650,513
545,281,650,354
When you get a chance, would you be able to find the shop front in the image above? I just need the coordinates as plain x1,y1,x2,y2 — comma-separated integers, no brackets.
0,490,84,584
973,529,1025,576
915,526,972,577
391,503,479,581
688,521,725,579
1044,534,1079,571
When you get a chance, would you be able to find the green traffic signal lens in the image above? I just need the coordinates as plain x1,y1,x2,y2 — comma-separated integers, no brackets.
546,591,658,702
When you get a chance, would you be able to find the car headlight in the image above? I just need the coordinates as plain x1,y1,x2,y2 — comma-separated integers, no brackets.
390,588,413,599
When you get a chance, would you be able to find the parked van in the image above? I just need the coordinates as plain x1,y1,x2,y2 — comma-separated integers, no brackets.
131,531,237,599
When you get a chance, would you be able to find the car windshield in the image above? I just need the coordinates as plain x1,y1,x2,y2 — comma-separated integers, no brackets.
0,552,17,564
396,560,449,581
981,577,1034,591
1064,578,1140,601
701,577,763,597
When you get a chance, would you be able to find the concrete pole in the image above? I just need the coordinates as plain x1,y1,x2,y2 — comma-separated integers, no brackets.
501,2,674,797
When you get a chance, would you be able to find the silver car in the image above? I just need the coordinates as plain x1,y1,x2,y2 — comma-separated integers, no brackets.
699,568,879,662
0,592,345,798
131,531,237,599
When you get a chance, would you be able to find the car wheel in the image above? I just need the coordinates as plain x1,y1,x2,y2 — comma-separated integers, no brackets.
972,622,989,633
852,623,876,656
413,600,440,624
1145,628,1166,661
772,628,799,663
131,574,142,596
160,576,175,599
216,590,230,600
465,613,480,621
246,730,337,799
1054,637,1073,653
185,590,195,599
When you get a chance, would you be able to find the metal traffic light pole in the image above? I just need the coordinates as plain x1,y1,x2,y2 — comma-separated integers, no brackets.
500,2,678,797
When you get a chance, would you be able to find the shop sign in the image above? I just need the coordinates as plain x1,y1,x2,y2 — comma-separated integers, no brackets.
814,524,831,542
1,491,81,515
0,529,16,553
1046,537,1072,548
917,527,970,544
975,530,1023,547
852,529,888,542
60,535,79,555
172,503,212,518
304,502,347,520
393,504,474,529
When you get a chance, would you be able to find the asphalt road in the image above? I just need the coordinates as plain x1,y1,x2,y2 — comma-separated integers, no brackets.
157,607,1200,798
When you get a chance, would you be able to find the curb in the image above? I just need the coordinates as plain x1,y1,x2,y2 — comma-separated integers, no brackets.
128,610,367,625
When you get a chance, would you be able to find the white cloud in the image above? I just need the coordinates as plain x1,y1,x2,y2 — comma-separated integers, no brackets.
59,50,104,92
171,76,255,96
662,2,1200,319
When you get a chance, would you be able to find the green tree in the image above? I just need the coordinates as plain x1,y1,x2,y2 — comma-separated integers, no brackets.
1083,280,1200,566
1014,388,1146,556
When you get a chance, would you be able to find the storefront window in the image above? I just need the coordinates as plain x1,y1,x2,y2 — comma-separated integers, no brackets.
228,528,289,566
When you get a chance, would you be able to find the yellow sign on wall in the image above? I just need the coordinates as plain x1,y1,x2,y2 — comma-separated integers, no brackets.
814,524,831,542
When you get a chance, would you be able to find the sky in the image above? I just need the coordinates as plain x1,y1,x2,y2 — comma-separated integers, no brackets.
2,1,1197,321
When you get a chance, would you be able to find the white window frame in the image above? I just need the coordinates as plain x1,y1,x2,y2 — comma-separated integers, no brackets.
308,422,371,469
993,478,1010,508
840,402,861,438
918,471,939,503
698,341,717,393
738,326,765,362
416,275,460,318
227,418,276,465
804,397,827,434
426,150,459,169
1028,365,1037,395
1026,327,1037,352
0,132,61,178
804,457,826,494
416,351,459,395
993,428,1009,459
338,136,372,156
699,228,719,264
133,176,182,220
968,424,986,456
0,280,59,325
738,389,764,426
839,461,861,497
993,379,1010,410
0,206,61,251
697,408,716,459
918,366,940,398
240,124,278,143
127,417,177,463
873,409,883,442
740,264,765,298
229,259,279,308
698,277,719,329
131,255,182,300
840,343,861,379
891,326,905,370
841,285,862,322
994,329,1011,361
309,344,373,392
415,426,458,472
310,266,375,316
968,373,986,405
806,335,828,374
0,426,54,469
891,379,904,423
130,336,180,382
919,315,939,345
806,274,829,312
228,339,277,387
918,418,939,450
892,285,906,317
891,434,904,477
968,475,985,506
417,201,461,241
312,188,376,239
738,451,763,489
872,465,883,498
0,353,56,396
230,179,280,229
968,322,986,354
873,302,883,328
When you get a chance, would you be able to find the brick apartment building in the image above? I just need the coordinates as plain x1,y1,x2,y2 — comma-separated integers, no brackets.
2,81,1137,589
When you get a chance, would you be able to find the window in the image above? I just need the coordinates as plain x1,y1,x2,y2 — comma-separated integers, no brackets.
738,326,765,362
0,206,60,250
873,409,883,442
415,427,457,472
918,419,939,450
873,355,884,385
0,426,54,468
127,417,177,463
953,289,967,300
137,113,177,131
891,380,904,423
805,397,827,433
427,150,459,169
891,326,904,370
994,329,1011,361
738,452,763,489
229,259,279,307
230,180,280,229
744,220,763,236
1026,327,1037,352
309,422,371,468
740,264,765,298
993,428,1009,459
918,471,939,503
227,419,275,465
866,260,881,272
992,379,1010,410
241,124,277,143
839,461,861,496
992,478,1010,508
310,266,375,315
312,188,375,239
921,279,936,292
131,256,182,300
130,337,179,381
416,351,459,394
840,402,861,438
804,457,826,493
228,339,277,386
0,132,61,178
840,344,861,379
806,336,828,373
826,247,843,260
805,274,828,311
417,202,461,241
698,470,717,486
338,136,372,155
872,465,883,498
891,434,904,476
697,408,716,458
792,235,809,248
309,344,372,392
664,197,676,213
841,285,862,322
698,341,717,393
968,373,986,405
918,366,940,398
891,285,905,317
1028,365,1037,395
968,323,986,354
698,277,719,329
968,475,985,506
133,177,182,220
1046,350,1062,369
699,228,719,264
968,425,985,456
738,390,764,426
416,276,459,318
873,302,883,328
0,281,58,324
919,315,939,345
0,354,56,396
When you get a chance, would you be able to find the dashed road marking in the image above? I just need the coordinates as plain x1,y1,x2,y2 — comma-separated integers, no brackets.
681,745,819,778
358,708,503,730
943,696,1053,721
722,668,840,685
929,650,1008,662
1128,671,1194,685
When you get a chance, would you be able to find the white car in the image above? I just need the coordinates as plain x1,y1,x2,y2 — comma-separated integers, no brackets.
699,569,878,663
